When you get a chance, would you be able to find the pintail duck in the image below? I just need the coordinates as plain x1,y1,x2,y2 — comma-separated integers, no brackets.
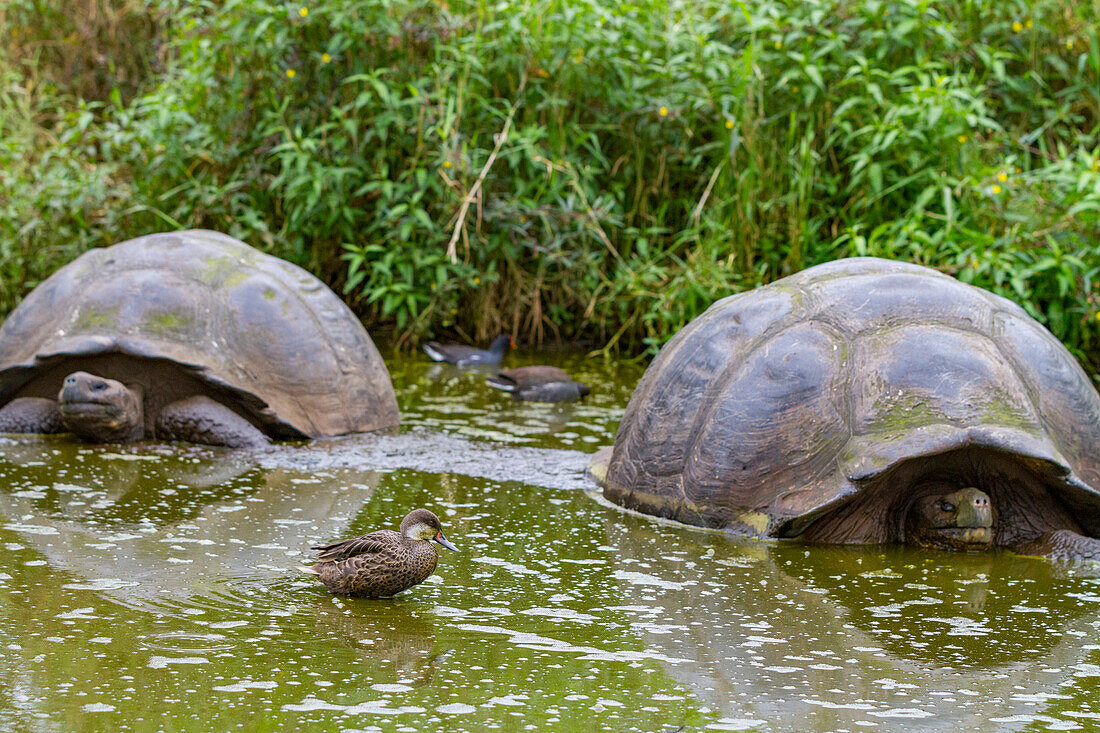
486,365,591,402
422,334,514,366
301,509,458,598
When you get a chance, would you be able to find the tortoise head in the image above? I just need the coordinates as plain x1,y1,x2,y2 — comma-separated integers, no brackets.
904,486,994,551
57,371,145,443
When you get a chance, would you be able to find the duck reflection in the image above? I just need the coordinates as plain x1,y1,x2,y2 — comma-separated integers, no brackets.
311,600,446,688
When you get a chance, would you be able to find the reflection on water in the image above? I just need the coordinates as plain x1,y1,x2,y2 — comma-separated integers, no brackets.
388,350,641,450
601,504,1100,730
0,351,1099,731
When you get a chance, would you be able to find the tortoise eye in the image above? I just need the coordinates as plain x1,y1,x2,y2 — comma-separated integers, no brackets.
939,501,956,513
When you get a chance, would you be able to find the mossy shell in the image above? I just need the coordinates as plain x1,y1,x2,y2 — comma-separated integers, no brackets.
592,257,1100,538
0,230,399,438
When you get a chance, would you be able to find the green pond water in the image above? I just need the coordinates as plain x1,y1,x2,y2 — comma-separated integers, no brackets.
3,351,1100,732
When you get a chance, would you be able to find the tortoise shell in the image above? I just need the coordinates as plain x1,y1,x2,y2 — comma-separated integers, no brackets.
0,229,398,438
595,257,1100,539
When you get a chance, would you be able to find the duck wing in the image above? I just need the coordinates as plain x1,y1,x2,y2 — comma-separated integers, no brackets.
423,334,512,366
311,529,401,562
502,366,572,385
485,372,518,391
422,342,462,364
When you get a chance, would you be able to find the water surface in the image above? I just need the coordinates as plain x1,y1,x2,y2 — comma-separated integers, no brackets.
2,351,1100,731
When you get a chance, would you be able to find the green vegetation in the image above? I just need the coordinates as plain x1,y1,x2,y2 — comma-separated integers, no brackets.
2,0,1098,362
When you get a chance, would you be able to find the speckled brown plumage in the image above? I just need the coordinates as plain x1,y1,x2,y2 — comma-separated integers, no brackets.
304,508,457,598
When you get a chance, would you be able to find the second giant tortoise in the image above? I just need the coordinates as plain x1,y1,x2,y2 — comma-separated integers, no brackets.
588,257,1100,559
0,229,399,447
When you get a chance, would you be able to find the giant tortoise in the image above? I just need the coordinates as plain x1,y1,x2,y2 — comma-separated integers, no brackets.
0,230,399,447
588,257,1100,559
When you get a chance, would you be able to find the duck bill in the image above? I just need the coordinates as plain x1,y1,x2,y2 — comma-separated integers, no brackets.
434,532,458,552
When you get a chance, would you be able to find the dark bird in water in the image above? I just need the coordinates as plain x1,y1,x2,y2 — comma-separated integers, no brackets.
422,334,515,366
486,366,591,403
301,509,458,598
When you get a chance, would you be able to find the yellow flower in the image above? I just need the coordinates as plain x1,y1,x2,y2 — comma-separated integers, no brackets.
473,277,480,285
774,41,782,50
957,134,968,143
430,283,437,291
1095,311,1100,322
659,106,669,117
996,172,1008,183
299,7,308,17
992,184,1002,194
1067,39,1075,50
286,69,296,79
443,160,452,168
1012,21,1022,32
321,53,331,63
725,119,734,129
1026,19,1033,29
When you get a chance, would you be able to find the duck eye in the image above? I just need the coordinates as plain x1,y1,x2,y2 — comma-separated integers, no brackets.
939,501,956,513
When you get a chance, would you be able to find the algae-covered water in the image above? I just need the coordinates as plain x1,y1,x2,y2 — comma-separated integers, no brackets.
3,352,1100,732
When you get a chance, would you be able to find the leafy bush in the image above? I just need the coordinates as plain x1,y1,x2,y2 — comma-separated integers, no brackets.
2,0,1099,365
0,69,132,313
3,0,163,103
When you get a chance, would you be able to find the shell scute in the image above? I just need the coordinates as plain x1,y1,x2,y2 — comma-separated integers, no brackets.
679,321,850,522
607,288,797,500
849,325,1042,438
804,270,992,336
990,310,1100,491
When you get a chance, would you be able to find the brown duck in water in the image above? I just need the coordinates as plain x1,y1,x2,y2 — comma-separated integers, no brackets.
485,366,590,402
301,509,458,598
